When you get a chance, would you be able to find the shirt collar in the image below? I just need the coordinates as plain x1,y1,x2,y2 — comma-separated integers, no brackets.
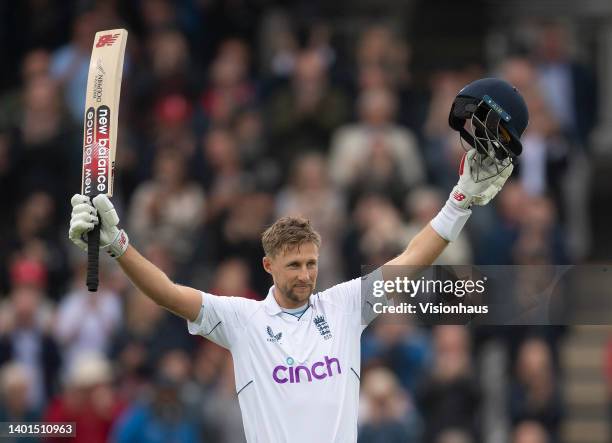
263,286,283,315
263,286,311,316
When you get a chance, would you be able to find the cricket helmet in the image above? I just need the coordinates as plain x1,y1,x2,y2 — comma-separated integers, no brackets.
449,77,529,181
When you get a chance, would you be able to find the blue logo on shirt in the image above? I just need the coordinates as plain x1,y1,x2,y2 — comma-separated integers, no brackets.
314,315,332,340
266,326,282,343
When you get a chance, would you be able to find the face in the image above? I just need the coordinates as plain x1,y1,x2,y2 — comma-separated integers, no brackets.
263,242,319,308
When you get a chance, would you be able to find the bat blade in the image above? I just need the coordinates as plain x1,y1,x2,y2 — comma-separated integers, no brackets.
81,29,128,292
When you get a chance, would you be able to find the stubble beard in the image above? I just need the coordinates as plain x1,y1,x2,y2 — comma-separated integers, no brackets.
282,283,314,305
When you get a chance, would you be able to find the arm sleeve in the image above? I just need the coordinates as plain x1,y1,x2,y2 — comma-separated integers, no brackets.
186,292,250,350
316,267,388,328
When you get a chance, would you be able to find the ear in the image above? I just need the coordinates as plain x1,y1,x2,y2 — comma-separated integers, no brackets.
262,256,273,275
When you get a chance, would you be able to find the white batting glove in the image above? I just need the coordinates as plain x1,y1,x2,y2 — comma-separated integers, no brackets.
450,148,514,209
430,149,513,242
69,194,129,258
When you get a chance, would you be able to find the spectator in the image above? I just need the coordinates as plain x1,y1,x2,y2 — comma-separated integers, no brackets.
200,38,255,128
0,49,50,132
111,366,199,443
342,194,412,276
0,192,71,297
55,263,122,369
267,49,350,166
153,93,197,159
512,420,550,443
361,319,431,393
202,191,275,295
258,11,299,79
421,70,474,191
231,108,280,190
435,429,475,443
44,352,124,443
199,127,249,220
476,181,526,265
354,25,410,92
50,12,102,120
534,22,597,146
210,258,259,299
128,149,206,264
0,265,60,410
0,362,41,441
330,87,424,209
9,75,79,215
501,57,570,209
354,25,424,134
358,366,420,443
111,285,198,399
111,287,161,402
510,339,562,442
131,28,198,152
513,195,567,265
140,0,180,31
417,326,480,443
193,346,246,443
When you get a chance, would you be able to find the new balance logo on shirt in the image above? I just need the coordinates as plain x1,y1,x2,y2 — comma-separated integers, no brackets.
272,356,341,384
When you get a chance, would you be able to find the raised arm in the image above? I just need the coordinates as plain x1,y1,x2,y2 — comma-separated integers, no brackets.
386,224,449,267
69,194,202,322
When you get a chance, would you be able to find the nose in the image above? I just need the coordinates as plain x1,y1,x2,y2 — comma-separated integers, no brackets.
298,266,311,282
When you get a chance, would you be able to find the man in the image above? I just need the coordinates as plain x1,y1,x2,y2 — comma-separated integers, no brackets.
69,78,528,442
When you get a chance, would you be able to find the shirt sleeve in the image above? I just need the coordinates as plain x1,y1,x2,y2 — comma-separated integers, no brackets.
316,267,388,328
186,292,250,350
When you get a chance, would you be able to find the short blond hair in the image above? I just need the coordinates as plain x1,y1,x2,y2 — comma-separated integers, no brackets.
262,216,321,257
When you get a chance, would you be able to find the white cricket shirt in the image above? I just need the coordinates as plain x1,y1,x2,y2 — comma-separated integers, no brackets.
187,269,383,442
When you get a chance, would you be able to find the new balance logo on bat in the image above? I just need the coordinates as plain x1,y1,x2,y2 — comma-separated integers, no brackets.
96,34,120,47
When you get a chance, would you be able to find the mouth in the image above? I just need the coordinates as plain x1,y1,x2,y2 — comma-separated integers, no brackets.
293,284,311,291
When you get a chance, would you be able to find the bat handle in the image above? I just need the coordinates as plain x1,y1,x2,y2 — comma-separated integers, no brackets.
87,220,101,292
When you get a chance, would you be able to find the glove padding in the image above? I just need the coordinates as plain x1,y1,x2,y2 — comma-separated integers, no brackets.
450,149,513,209
69,194,129,258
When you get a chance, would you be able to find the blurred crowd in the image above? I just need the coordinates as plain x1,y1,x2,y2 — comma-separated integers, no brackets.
0,1,601,442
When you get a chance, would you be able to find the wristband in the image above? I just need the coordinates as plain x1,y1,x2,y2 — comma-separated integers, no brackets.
430,199,472,242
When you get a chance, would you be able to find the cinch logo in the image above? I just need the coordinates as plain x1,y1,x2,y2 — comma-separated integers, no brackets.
272,355,341,384
96,33,120,47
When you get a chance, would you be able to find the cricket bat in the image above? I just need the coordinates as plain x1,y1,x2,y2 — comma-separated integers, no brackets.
81,29,128,292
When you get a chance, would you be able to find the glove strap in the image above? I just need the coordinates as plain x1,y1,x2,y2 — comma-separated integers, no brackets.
449,185,474,209
430,199,472,242
102,229,129,258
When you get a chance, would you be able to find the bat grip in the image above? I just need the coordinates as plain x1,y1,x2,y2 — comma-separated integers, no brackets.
87,221,101,292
